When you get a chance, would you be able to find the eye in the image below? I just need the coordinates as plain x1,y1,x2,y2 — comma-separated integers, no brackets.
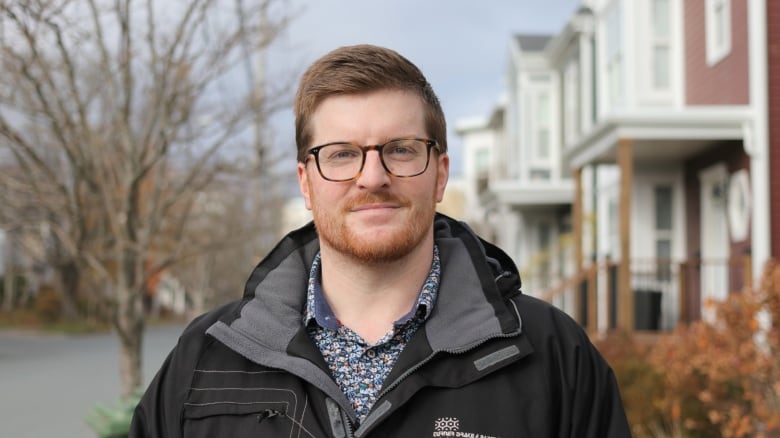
388,146,414,155
384,140,423,160
323,144,361,161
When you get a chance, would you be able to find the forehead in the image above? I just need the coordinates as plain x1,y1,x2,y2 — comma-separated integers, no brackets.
309,89,426,144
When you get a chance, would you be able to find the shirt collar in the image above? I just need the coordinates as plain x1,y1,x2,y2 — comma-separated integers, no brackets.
303,245,440,330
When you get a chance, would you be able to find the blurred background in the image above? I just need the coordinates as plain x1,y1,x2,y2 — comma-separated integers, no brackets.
1,0,778,436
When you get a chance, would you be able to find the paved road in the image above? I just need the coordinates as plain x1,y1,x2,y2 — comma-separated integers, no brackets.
0,323,186,438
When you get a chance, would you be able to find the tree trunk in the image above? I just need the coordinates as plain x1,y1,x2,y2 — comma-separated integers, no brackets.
116,284,145,397
57,262,81,321
2,263,15,312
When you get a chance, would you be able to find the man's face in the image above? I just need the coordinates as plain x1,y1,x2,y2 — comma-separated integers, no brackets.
297,89,449,263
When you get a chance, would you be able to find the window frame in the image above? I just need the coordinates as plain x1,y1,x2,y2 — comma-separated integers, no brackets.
521,75,554,175
705,0,731,66
650,0,672,91
605,2,624,109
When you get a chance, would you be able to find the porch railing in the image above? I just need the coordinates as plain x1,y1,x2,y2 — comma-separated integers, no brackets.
536,256,752,333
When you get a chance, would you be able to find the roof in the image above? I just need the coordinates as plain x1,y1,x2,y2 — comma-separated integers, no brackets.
576,5,594,15
513,34,552,52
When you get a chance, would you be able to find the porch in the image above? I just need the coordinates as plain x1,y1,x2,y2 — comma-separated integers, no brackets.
534,255,752,334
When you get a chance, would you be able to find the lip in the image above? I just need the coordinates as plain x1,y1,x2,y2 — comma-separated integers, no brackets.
350,203,400,212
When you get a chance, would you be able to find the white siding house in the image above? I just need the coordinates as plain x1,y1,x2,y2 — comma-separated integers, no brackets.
458,0,771,334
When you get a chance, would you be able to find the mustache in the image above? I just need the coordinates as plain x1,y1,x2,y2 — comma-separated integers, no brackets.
343,192,410,210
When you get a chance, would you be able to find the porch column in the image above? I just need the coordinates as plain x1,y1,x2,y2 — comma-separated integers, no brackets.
573,167,584,324
617,139,634,331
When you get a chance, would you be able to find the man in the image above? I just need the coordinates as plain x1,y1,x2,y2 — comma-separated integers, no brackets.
130,44,631,437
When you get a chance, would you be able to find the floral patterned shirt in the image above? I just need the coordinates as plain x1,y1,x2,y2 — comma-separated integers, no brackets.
303,245,440,425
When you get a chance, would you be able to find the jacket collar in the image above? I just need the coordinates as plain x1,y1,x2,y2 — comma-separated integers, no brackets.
212,213,523,348
205,214,523,413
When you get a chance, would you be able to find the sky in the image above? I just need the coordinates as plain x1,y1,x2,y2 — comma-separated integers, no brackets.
265,0,582,177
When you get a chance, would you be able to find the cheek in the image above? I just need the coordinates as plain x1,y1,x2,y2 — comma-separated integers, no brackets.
307,180,348,214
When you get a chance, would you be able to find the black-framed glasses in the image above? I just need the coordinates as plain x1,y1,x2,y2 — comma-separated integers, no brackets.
305,138,439,182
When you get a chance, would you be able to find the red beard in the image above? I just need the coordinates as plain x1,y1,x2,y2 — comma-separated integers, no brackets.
313,191,435,264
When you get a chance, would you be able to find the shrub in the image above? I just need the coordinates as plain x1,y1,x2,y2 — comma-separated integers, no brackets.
34,285,62,323
597,260,780,437
0,274,28,307
85,392,142,438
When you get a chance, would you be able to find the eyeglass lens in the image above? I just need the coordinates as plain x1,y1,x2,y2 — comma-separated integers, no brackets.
315,139,432,181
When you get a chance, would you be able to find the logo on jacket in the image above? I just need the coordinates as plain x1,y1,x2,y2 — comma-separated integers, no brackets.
434,417,459,432
432,417,498,438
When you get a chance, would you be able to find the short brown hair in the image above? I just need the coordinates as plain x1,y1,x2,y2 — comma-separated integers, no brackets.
294,44,447,162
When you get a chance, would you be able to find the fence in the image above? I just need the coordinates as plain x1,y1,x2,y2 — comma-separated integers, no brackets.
538,256,752,334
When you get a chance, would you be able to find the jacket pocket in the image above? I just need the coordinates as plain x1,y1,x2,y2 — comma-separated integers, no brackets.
182,388,300,438
183,400,289,419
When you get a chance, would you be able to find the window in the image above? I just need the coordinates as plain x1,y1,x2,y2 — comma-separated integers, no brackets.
655,186,673,231
523,84,553,174
651,0,671,90
476,148,491,194
475,148,490,173
655,240,672,281
536,92,550,160
654,186,673,281
530,169,551,181
606,3,624,108
706,0,731,65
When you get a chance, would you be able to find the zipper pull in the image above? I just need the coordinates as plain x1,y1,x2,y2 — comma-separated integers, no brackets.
257,409,282,423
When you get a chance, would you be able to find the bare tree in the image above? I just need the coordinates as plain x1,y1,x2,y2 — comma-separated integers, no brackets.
169,167,289,317
0,0,293,396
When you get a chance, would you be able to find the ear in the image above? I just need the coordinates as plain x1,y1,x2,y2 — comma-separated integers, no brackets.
435,153,449,203
297,162,313,210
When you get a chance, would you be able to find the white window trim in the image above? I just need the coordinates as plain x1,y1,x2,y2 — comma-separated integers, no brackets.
650,0,672,92
637,0,677,105
522,82,553,168
705,0,731,66
605,2,624,110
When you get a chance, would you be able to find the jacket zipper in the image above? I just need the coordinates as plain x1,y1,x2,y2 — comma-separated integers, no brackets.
353,332,522,437
355,297,523,436
376,296,522,401
342,407,355,438
376,331,520,401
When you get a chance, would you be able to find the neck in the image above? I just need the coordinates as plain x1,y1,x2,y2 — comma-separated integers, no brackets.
318,232,435,344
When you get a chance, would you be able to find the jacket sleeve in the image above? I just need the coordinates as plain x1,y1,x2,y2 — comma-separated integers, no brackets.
129,343,188,438
567,339,632,437
515,295,632,437
552,310,632,437
129,309,224,438
130,301,244,437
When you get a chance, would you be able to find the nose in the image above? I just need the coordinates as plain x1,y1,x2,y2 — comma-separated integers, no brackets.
355,150,391,189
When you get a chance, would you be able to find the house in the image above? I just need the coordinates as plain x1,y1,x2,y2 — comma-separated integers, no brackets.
456,33,578,309
459,0,776,334
453,110,504,241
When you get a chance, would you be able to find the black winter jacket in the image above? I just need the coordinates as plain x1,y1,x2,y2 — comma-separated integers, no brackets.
130,215,631,437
